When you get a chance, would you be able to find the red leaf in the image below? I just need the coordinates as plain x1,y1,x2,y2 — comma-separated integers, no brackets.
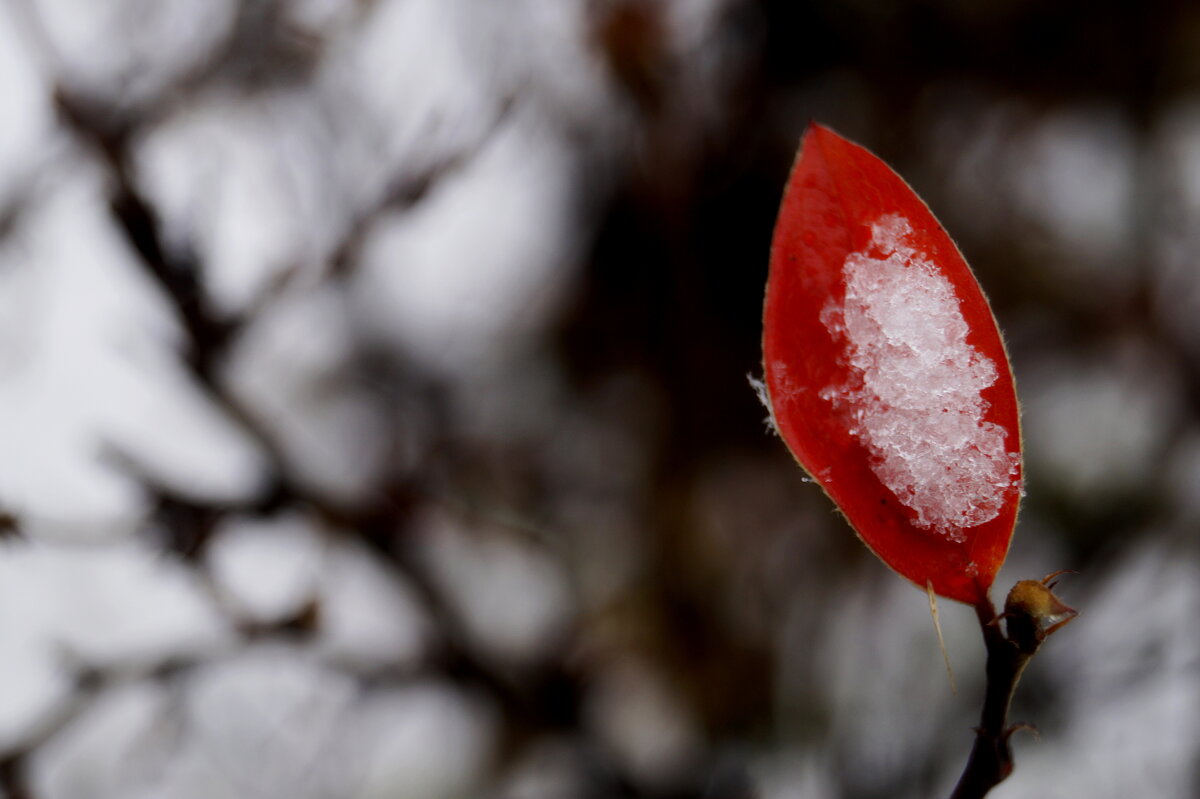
763,124,1022,605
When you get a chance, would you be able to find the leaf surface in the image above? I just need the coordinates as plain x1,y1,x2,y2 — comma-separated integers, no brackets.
764,124,1021,604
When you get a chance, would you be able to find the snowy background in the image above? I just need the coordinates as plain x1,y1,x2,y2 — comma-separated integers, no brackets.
0,1,1198,798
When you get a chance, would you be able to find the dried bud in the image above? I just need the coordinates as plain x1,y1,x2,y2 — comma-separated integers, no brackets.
1003,571,1077,653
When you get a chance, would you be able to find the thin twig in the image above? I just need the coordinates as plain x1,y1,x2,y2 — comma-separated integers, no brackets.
949,598,1029,799
950,578,1077,799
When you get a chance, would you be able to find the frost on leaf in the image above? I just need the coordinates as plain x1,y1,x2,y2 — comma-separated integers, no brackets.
747,374,780,436
819,214,1020,541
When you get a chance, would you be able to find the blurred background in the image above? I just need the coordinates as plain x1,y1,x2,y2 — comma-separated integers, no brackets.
0,0,1197,797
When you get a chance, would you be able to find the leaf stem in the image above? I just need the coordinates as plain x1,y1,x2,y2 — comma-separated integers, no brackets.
948,598,1034,799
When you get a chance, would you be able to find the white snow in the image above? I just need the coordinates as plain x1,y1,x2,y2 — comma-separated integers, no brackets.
0,168,266,527
314,539,431,670
820,214,1019,540
416,511,573,665
34,0,236,103
0,538,231,752
350,682,495,799
206,514,323,625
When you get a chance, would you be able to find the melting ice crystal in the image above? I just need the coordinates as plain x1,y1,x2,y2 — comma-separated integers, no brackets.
820,214,1019,542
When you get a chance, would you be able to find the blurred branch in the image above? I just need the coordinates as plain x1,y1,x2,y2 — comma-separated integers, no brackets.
327,95,514,278
22,6,730,797
51,58,588,761
52,88,241,375
0,187,32,244
0,509,18,539
169,0,325,93
591,0,671,117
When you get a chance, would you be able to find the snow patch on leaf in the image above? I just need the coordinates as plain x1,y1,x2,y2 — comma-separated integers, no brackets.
819,214,1019,541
